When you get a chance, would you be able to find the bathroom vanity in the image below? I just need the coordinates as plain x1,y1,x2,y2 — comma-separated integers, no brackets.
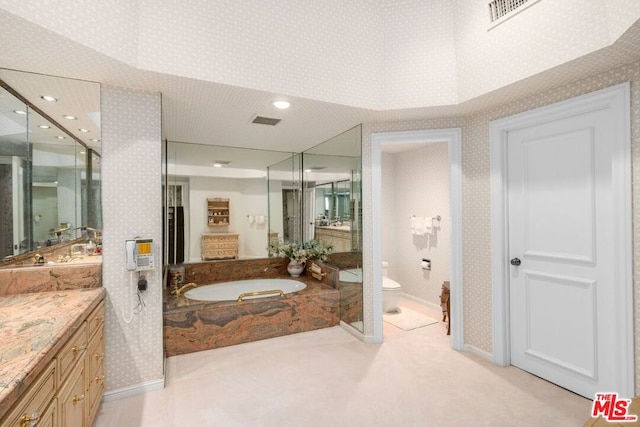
314,226,351,252
0,288,105,426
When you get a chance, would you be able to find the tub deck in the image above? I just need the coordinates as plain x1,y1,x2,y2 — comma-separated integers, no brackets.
163,276,339,356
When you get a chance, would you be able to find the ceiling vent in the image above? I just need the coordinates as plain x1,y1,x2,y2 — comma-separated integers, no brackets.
488,0,541,28
251,115,281,126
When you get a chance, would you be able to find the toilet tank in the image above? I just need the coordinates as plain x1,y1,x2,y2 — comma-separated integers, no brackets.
382,261,389,277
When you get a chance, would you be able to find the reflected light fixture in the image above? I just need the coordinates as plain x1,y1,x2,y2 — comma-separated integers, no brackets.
79,128,90,133
38,125,50,129
56,135,65,139
13,110,27,115
272,100,290,109
41,95,57,102
63,115,77,120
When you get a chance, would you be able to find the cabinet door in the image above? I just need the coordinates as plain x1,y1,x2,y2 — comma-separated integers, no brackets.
58,360,86,427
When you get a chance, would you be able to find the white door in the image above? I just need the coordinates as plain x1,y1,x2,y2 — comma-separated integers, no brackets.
506,93,630,398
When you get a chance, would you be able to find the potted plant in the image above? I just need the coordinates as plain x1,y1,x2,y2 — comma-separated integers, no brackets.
268,239,334,277
303,239,334,262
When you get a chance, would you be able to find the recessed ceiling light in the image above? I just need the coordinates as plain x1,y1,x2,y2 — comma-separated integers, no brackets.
79,128,90,133
213,163,222,168
272,100,290,109
41,95,57,102
56,136,65,139
38,125,50,129
80,151,86,155
90,138,100,142
13,110,27,115
63,115,77,120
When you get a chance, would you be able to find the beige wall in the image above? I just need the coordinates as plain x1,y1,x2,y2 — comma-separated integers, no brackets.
381,143,451,306
362,59,640,389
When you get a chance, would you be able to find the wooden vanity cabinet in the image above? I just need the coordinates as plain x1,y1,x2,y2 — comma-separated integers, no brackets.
0,299,105,427
0,360,57,427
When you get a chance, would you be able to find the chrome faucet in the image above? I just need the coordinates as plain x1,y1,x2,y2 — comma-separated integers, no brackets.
172,283,198,296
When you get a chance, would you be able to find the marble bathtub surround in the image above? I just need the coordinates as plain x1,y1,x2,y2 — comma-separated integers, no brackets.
180,257,290,287
0,288,106,419
0,263,102,296
164,274,340,356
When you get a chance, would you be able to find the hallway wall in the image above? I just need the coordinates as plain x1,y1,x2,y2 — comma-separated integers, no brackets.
101,86,164,392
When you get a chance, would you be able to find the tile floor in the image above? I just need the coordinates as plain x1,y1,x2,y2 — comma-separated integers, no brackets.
93,297,592,426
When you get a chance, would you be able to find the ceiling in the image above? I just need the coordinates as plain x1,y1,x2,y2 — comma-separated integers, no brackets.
1,9,639,156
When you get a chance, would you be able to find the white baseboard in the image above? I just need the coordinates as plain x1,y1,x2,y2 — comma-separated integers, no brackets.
102,377,165,402
463,344,493,361
339,320,381,343
401,292,442,312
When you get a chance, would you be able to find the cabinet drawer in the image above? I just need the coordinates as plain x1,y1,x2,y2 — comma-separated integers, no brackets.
57,324,87,385
86,301,104,340
201,241,238,250
1,359,56,427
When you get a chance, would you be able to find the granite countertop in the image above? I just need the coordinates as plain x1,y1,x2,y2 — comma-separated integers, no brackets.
0,287,106,420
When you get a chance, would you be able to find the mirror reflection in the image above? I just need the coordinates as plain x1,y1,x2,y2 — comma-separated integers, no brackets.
164,141,294,262
303,124,363,332
0,70,102,264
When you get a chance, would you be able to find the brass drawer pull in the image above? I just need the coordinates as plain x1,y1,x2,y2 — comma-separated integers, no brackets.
72,394,85,405
71,346,84,355
94,352,105,361
94,375,105,384
20,412,40,427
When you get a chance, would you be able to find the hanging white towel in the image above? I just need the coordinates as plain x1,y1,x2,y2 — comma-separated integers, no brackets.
410,216,433,236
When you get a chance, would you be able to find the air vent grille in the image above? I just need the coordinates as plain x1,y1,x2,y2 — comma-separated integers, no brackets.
488,0,532,23
251,115,281,126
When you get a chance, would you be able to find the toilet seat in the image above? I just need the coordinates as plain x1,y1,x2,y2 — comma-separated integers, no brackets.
383,277,401,290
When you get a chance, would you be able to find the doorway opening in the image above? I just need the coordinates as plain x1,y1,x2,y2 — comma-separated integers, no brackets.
371,128,463,350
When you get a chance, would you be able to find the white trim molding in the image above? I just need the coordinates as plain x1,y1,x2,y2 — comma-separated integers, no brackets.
489,82,633,396
371,128,463,350
102,377,165,402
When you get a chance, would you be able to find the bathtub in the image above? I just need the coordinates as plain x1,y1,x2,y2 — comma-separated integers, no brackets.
339,268,362,283
184,278,307,302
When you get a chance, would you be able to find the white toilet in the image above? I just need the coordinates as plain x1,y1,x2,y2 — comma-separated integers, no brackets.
382,261,402,313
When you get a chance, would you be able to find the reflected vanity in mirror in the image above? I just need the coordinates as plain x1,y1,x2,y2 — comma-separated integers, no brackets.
0,69,102,267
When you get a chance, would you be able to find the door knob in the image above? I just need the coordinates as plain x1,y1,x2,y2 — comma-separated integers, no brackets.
510,258,521,266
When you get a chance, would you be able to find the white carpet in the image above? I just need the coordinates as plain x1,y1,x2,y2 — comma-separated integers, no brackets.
383,306,439,330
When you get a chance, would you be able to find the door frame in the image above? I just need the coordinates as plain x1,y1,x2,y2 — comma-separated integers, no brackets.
371,128,463,350
489,83,633,395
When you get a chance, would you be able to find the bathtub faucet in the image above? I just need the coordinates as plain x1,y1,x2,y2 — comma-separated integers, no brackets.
172,282,198,296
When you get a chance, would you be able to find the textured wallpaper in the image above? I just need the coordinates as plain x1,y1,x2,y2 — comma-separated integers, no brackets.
101,86,164,392
2,1,636,110
362,58,640,391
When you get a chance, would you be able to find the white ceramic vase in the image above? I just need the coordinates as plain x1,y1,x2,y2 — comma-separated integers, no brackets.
287,260,305,277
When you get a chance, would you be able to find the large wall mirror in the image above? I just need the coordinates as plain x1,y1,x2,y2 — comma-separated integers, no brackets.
0,69,101,265
303,124,363,332
164,141,295,263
